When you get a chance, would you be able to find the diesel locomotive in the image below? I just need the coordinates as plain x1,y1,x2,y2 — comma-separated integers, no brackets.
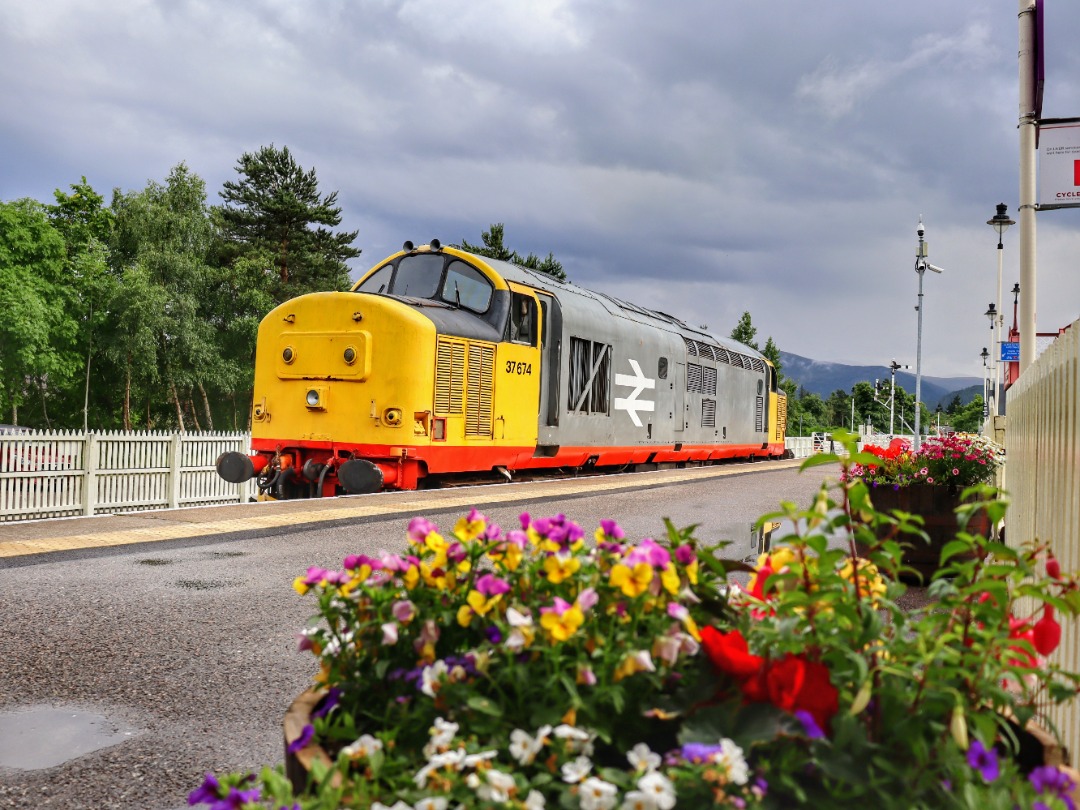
215,241,789,497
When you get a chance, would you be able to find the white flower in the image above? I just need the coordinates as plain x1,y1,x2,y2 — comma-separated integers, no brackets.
620,791,660,810
579,776,619,810
524,790,546,809
420,660,448,698
476,769,517,803
507,606,533,626
651,635,681,666
371,803,411,810
626,743,661,773
340,733,382,760
561,755,593,784
462,749,499,768
414,799,448,810
716,738,749,786
422,716,459,757
554,724,594,756
636,772,675,810
380,621,399,645
509,726,551,765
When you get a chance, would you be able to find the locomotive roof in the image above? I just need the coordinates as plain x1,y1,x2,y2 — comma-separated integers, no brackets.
475,253,768,366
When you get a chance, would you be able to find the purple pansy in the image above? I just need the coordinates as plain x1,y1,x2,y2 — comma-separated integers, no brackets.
287,724,314,754
188,772,221,805
681,742,724,763
794,709,825,739
1030,765,1076,810
311,687,341,719
966,739,999,783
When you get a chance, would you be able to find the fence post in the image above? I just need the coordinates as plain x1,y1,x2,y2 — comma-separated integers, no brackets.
82,433,98,516
168,433,182,509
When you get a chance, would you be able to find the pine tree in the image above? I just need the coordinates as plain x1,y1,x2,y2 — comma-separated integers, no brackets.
455,223,567,282
218,144,360,296
730,312,758,350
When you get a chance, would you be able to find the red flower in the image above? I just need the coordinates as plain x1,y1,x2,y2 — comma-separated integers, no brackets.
700,627,764,680
1033,606,1062,657
1006,616,1038,669
750,655,839,732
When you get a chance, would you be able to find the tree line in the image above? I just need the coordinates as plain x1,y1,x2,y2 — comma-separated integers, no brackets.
727,312,986,436
0,145,365,431
0,145,563,431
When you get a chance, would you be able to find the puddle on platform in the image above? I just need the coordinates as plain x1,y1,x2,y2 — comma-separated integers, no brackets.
0,707,136,770
137,558,175,566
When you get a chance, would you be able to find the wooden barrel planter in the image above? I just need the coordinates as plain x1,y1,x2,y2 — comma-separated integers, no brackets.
861,484,992,583
283,688,338,792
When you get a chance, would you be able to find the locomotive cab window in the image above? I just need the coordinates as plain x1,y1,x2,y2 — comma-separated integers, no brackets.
356,263,393,293
441,260,493,313
391,254,442,299
507,293,537,345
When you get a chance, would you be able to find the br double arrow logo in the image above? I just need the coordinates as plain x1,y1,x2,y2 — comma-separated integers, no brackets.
614,359,656,427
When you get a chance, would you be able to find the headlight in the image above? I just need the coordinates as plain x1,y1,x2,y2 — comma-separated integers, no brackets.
306,389,321,407
343,346,356,365
282,346,295,363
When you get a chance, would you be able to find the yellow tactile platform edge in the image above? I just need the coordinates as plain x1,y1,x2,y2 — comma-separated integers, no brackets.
0,459,804,558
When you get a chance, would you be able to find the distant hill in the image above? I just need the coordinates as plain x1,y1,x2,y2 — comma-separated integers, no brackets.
778,352,983,410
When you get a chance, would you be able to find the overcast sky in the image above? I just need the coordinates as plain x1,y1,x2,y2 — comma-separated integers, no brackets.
3,1,1079,378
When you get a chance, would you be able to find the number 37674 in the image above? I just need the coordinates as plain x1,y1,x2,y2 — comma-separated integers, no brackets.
505,361,533,375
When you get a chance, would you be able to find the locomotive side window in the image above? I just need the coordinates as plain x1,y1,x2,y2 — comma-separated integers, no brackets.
356,263,393,293
391,254,442,298
508,293,536,344
568,337,611,415
442,261,493,313
658,357,668,379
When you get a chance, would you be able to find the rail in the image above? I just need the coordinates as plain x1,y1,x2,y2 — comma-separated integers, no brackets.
1001,315,1080,758
0,430,256,522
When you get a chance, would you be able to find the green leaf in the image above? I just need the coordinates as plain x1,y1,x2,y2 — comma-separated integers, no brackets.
466,695,503,717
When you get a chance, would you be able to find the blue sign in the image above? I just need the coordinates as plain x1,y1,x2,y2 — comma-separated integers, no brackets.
1001,342,1020,361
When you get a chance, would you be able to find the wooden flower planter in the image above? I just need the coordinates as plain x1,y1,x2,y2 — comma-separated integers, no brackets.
861,484,992,582
283,688,338,792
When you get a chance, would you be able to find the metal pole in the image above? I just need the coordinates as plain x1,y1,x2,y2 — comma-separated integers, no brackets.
914,221,926,452
1018,0,1038,373
889,365,896,437
995,241,1004,409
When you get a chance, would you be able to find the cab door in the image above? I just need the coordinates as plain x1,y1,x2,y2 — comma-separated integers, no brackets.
494,284,543,451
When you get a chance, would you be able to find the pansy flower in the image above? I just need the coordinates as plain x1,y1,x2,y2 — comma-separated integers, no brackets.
540,597,585,641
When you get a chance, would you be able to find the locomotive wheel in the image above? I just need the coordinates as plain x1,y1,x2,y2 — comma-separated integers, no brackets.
338,459,385,494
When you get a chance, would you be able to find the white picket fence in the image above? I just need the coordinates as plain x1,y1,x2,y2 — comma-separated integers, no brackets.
0,430,255,522
999,317,1080,756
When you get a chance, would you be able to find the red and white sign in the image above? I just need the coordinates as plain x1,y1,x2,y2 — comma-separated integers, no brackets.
1039,121,1080,208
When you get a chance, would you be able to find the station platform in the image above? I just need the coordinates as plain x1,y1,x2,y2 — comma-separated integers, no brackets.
0,458,803,560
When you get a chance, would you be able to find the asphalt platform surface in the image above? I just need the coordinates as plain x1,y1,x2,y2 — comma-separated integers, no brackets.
0,460,832,809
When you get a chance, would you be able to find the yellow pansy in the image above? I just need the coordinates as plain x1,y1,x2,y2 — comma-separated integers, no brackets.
610,562,653,598
467,589,503,617
539,605,584,641
660,565,680,595
544,552,581,584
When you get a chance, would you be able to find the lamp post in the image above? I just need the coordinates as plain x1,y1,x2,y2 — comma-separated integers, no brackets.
980,347,990,421
984,303,997,415
850,387,855,431
986,203,1014,409
887,359,907,438
913,217,943,452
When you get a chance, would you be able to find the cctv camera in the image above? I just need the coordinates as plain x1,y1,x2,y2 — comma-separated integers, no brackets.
926,263,945,274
